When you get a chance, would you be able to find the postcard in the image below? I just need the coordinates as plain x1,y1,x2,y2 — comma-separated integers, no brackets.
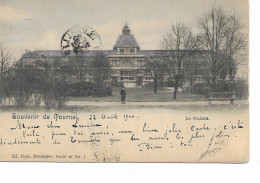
0,0,249,162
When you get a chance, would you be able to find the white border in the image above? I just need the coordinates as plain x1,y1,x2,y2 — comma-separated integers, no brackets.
0,0,259,182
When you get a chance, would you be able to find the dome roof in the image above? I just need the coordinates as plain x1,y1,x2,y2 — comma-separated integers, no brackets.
123,24,130,31
122,23,131,35
113,23,140,50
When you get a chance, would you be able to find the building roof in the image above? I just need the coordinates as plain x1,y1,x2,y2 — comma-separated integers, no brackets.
113,35,140,50
25,49,206,59
30,50,164,58
113,24,140,50
29,50,115,57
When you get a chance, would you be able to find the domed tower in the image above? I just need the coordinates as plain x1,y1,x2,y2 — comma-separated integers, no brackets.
113,23,140,53
122,23,131,35
109,23,147,88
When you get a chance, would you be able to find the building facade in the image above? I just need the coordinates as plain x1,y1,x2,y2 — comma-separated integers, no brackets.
19,23,206,88
109,23,151,87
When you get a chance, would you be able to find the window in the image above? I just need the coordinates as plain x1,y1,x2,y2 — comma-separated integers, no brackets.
119,49,124,53
136,60,143,67
120,71,134,81
121,71,134,76
111,60,119,67
130,48,134,53
120,77,134,81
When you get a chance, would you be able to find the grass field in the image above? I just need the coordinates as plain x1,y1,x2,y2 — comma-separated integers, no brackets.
71,87,205,102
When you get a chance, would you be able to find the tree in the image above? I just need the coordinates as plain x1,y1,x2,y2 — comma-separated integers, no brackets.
42,57,72,109
145,52,167,93
197,5,230,91
71,53,91,83
8,62,31,107
182,52,204,93
8,52,73,109
197,5,248,92
3,57,46,108
0,45,12,82
91,51,110,84
223,14,248,85
0,45,12,105
161,23,197,100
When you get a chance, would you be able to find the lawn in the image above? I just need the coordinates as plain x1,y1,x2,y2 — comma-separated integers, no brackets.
71,86,205,102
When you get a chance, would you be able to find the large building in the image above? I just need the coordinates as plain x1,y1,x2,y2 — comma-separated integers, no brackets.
109,23,153,87
19,23,205,88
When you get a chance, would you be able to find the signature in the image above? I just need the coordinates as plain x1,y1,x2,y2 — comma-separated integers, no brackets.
199,129,223,161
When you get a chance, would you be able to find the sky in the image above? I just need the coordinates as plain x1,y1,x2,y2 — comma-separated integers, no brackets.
0,0,248,60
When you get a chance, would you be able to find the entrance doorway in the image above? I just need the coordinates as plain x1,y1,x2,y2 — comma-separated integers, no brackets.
137,77,143,86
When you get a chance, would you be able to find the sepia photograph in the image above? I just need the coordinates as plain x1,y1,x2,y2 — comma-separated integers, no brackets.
0,0,249,163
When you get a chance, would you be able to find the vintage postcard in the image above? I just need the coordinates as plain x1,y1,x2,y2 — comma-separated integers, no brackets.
0,0,249,162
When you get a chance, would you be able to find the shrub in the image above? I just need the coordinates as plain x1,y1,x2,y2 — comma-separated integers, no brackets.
193,83,211,98
235,79,248,99
193,79,249,99
165,80,175,87
92,86,112,97
69,82,112,97
111,81,123,87
143,82,154,89
143,82,166,89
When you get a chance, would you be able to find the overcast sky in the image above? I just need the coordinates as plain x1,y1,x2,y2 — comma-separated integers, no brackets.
0,0,248,60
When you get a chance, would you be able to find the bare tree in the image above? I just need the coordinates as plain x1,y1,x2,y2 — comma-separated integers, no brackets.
182,53,204,93
42,57,72,109
145,52,167,93
91,51,110,84
0,45,12,81
223,14,248,85
0,45,13,105
72,53,90,83
9,61,30,107
197,5,230,91
161,22,197,100
197,5,248,93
